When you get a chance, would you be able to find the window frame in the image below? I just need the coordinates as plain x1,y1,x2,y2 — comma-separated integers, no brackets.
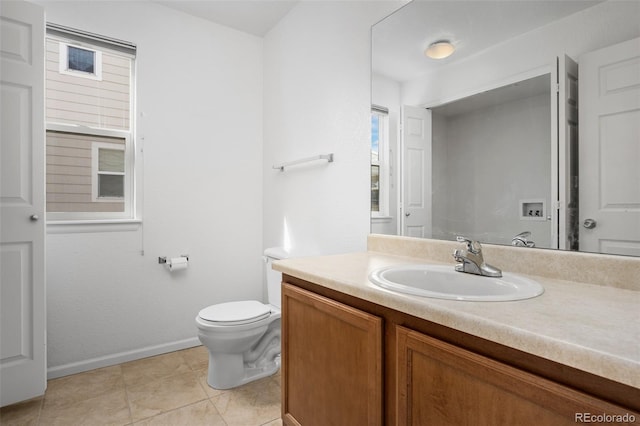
46,27,137,224
91,141,127,203
371,108,390,219
58,41,103,81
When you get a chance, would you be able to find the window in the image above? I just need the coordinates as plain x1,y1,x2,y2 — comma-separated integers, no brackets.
371,106,390,217
92,142,125,201
46,24,137,221
371,114,381,212
59,42,102,80
68,46,94,73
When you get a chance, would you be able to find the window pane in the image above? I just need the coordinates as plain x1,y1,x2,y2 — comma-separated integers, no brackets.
98,174,124,198
371,165,380,212
68,46,95,73
46,131,125,213
99,149,124,173
48,38,131,131
371,115,380,163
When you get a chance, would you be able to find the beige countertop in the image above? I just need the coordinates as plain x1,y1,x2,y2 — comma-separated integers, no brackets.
273,247,640,389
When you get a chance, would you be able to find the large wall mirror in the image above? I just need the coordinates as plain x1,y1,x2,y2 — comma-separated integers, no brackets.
371,0,640,257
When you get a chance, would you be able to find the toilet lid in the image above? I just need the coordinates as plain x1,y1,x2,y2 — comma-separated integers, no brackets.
198,300,271,325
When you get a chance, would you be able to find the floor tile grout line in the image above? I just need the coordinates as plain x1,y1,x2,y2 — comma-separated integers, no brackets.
35,396,44,426
123,349,211,424
131,398,227,426
122,363,211,424
38,384,132,425
122,371,135,426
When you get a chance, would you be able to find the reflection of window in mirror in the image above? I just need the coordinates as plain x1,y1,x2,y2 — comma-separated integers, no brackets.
371,106,389,217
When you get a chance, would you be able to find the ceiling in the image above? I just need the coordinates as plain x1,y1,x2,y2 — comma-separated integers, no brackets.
156,0,299,37
432,74,550,117
155,1,602,74
372,0,602,83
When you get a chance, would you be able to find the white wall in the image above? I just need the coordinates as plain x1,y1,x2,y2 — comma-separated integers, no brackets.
262,1,402,256
37,1,265,377
432,93,552,247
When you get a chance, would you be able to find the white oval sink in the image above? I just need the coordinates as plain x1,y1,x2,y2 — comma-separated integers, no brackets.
369,264,544,301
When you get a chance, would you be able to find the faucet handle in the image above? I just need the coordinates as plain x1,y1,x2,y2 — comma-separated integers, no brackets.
452,248,463,262
512,231,535,247
456,236,481,254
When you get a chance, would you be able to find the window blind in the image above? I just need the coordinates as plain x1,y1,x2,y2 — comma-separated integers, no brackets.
46,23,136,57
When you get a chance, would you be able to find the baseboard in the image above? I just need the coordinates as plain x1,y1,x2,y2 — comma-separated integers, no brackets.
47,337,201,380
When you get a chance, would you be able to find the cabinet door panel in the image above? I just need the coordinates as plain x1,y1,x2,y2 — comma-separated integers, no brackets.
282,283,382,426
396,326,637,426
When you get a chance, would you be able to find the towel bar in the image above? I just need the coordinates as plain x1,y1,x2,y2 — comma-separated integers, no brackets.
273,153,333,171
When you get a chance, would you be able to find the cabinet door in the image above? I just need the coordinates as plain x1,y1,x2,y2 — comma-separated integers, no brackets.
282,283,383,426
396,326,637,426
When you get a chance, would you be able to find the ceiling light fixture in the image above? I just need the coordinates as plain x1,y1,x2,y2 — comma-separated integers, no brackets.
425,40,455,59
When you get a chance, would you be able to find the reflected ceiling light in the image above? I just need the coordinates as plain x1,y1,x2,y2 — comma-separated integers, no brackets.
425,40,455,59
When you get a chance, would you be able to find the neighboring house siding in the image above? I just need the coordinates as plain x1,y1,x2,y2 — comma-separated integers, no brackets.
45,37,130,213
45,39,130,130
46,131,125,212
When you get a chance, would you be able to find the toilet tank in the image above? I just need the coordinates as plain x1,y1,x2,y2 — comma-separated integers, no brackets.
263,247,289,308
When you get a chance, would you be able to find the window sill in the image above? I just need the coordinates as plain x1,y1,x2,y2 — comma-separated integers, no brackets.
47,219,142,234
371,216,393,223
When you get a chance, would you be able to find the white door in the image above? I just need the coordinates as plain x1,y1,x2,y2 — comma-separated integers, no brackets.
401,106,432,238
1,0,47,406
552,55,579,251
579,38,640,256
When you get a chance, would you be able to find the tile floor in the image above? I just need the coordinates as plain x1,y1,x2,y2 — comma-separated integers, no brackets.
0,346,282,426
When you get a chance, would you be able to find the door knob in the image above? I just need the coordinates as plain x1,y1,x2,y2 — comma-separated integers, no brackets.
30,214,39,221
405,212,411,217
583,218,597,229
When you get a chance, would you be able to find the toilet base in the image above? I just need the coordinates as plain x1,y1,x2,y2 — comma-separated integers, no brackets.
206,353,280,390
196,305,282,390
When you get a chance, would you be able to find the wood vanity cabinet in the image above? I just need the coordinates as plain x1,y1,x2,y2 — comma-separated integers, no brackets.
281,276,640,426
281,283,383,426
396,326,637,425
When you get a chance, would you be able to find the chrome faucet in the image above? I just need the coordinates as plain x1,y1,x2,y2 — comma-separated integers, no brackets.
452,236,502,277
511,231,535,247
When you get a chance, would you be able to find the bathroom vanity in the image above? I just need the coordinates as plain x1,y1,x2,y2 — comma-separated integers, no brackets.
274,235,640,426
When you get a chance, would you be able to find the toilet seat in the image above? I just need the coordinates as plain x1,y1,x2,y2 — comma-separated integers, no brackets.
198,300,271,326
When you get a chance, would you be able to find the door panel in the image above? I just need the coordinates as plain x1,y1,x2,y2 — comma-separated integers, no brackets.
579,38,640,255
1,243,34,359
0,0,46,407
402,106,432,238
395,325,636,425
282,283,383,426
553,55,579,250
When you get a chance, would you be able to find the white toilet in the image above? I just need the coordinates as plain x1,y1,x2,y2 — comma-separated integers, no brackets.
195,247,286,389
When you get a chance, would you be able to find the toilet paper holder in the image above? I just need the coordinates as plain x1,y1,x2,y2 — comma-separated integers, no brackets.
158,255,189,264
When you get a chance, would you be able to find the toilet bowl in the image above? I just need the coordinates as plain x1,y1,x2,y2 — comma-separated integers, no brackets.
195,248,286,389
